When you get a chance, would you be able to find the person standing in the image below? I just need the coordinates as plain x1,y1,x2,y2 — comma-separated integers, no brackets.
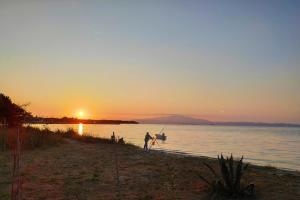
144,132,153,150
111,131,116,143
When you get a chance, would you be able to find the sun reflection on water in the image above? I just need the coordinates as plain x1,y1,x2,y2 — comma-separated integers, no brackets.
78,123,83,135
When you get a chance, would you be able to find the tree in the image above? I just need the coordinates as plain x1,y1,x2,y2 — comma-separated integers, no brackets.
0,93,31,127
0,93,32,199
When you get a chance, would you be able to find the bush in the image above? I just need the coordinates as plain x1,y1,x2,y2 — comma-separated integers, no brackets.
199,154,255,199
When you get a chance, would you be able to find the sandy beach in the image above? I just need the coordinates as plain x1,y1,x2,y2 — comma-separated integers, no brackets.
1,134,299,200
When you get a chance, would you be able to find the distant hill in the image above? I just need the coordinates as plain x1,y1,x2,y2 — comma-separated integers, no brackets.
137,115,213,125
137,115,300,127
27,117,138,125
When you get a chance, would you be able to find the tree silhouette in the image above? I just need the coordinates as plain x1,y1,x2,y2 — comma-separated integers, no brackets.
0,93,31,127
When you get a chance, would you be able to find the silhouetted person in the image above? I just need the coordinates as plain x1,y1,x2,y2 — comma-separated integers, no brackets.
144,132,153,150
118,137,125,144
111,132,116,143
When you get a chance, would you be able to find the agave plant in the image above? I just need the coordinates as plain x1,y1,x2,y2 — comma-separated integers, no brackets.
199,154,255,199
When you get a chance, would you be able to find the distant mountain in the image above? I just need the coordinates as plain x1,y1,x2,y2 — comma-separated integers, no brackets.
214,121,300,127
137,115,213,125
137,115,300,127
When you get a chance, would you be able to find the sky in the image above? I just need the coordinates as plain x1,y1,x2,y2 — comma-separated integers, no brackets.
0,0,300,123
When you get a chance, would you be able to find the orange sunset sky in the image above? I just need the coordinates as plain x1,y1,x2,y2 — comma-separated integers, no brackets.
1,1,300,123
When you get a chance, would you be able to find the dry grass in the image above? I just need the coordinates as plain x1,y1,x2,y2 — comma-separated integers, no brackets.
0,126,118,152
0,127,64,151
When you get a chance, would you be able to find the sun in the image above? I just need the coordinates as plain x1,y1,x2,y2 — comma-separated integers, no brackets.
78,111,84,118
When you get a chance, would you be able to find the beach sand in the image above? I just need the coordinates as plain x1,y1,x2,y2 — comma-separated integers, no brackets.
0,139,300,200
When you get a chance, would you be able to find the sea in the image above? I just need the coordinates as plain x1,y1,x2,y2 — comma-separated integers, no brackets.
33,124,300,171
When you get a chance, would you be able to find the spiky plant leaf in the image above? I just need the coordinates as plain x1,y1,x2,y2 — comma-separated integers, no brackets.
219,154,232,191
229,154,234,187
203,162,217,177
244,163,249,171
233,156,243,192
198,174,210,185
218,155,221,168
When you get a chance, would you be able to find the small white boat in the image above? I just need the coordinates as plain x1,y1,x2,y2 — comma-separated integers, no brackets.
155,133,167,141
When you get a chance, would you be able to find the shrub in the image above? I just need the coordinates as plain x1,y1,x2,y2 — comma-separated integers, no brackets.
199,154,255,199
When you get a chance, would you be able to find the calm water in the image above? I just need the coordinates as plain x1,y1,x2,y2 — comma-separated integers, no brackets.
34,124,300,171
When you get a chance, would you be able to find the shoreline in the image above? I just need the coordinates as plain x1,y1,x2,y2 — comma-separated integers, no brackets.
149,148,300,175
30,123,300,172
